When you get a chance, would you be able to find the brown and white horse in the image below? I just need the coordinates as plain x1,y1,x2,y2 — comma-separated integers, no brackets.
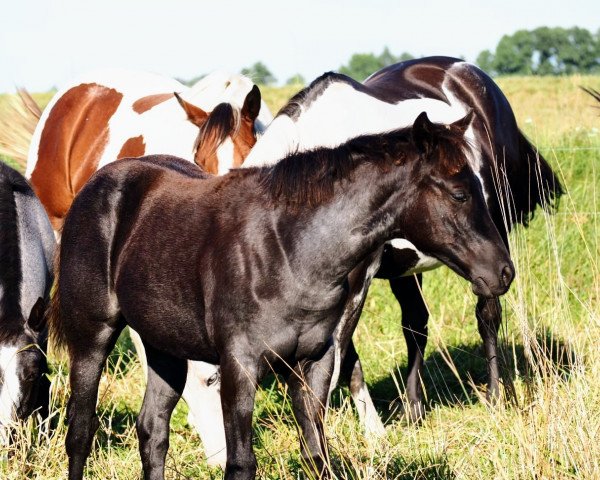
25,69,273,232
15,69,273,466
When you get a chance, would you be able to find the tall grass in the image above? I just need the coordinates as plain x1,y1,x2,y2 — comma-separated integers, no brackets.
1,75,600,478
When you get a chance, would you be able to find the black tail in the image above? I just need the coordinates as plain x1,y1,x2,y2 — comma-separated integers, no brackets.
581,86,600,105
506,131,563,228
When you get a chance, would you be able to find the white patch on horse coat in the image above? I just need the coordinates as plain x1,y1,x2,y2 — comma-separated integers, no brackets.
0,346,21,444
244,80,467,168
328,253,383,407
216,138,235,175
351,383,385,437
389,238,441,276
183,361,226,468
243,115,298,167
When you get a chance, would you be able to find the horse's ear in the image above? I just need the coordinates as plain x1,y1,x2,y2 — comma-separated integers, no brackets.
27,297,46,332
412,111,436,154
241,85,261,123
451,109,475,134
174,92,209,127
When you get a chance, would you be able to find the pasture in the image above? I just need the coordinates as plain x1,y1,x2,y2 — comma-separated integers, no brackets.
1,74,600,479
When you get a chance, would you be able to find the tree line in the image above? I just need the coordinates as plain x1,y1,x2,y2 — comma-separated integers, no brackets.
179,26,599,87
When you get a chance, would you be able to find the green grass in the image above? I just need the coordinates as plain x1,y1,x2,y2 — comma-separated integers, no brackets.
2,75,600,478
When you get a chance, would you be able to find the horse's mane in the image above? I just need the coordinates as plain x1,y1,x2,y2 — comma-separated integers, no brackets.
277,72,365,120
250,126,468,209
0,162,31,340
195,102,243,163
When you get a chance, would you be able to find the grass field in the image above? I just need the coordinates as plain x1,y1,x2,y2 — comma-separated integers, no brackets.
1,75,600,479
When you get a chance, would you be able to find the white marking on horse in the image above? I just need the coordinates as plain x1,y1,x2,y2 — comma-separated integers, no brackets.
183,361,226,467
216,138,235,175
0,345,21,445
389,238,441,276
351,383,386,437
245,79,467,169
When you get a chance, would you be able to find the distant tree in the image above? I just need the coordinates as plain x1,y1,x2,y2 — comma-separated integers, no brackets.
339,47,415,81
241,62,277,85
475,26,600,76
285,74,305,86
476,49,495,74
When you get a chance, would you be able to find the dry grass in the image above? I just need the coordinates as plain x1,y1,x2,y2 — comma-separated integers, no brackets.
1,74,600,478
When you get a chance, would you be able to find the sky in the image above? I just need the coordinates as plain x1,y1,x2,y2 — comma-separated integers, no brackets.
1,0,599,93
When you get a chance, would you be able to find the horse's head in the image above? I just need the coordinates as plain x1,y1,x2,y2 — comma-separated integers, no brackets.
174,84,262,175
0,297,47,434
399,111,514,297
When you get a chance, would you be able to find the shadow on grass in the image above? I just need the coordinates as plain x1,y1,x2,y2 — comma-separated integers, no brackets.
276,451,455,480
362,329,578,420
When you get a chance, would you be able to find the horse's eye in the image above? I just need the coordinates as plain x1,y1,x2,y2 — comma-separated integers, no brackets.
451,191,468,202
206,372,219,387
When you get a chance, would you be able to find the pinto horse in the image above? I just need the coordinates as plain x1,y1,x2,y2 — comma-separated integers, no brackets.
243,57,562,429
0,161,55,447
17,69,272,465
49,112,513,480
24,69,272,232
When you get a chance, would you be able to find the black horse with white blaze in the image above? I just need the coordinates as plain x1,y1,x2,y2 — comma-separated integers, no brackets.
50,112,513,479
0,161,55,447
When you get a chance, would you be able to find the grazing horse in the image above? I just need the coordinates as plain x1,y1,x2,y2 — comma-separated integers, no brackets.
24,69,272,231
16,69,272,465
242,57,562,429
0,161,55,447
49,112,513,480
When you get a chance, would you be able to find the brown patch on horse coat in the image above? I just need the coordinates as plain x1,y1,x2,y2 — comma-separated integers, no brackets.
132,93,174,114
30,83,122,230
118,135,146,159
232,119,257,168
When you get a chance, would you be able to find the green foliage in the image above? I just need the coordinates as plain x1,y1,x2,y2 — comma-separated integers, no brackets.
240,61,277,86
285,73,305,86
477,27,600,76
339,47,414,81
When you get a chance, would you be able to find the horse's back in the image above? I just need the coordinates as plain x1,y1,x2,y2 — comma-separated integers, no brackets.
0,162,54,313
365,56,562,226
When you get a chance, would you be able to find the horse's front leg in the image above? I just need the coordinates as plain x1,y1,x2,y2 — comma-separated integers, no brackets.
220,353,259,480
476,295,502,403
286,344,335,478
136,343,187,480
390,274,428,422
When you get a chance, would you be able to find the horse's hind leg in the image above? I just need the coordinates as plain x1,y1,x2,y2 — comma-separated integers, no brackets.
390,274,428,422
476,296,502,403
66,320,124,480
340,342,385,437
137,343,187,480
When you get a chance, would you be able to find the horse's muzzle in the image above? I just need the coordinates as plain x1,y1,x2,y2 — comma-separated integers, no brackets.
471,262,515,298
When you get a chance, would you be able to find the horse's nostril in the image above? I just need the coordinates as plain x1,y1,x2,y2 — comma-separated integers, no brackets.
501,265,514,287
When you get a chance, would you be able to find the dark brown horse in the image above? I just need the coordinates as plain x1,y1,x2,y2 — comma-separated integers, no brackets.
49,112,513,479
245,57,562,426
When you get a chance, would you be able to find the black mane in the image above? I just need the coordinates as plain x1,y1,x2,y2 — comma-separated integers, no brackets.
255,128,414,208
0,162,30,336
277,72,396,120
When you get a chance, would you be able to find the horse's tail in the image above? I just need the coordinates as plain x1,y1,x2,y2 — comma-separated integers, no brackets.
46,245,67,353
511,130,564,227
0,89,42,169
580,86,600,105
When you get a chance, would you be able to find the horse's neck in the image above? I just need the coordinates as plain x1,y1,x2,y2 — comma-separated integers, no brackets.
244,81,465,168
276,164,407,291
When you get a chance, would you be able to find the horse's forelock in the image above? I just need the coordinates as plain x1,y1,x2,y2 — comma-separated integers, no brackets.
194,103,241,168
